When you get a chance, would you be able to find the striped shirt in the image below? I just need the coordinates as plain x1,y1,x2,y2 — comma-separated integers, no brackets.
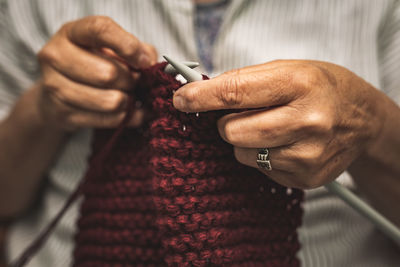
1,0,400,266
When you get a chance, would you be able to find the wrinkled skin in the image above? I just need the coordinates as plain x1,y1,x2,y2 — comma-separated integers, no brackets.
36,16,157,131
173,60,386,189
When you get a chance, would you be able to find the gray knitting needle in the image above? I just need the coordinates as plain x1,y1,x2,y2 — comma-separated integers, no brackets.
325,181,400,245
103,50,198,74
164,61,199,75
163,54,400,246
163,56,203,82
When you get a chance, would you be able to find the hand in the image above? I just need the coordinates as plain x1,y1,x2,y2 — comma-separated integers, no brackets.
172,60,385,189
35,16,157,132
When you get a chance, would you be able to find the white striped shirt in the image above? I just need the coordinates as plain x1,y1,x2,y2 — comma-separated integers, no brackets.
1,0,399,266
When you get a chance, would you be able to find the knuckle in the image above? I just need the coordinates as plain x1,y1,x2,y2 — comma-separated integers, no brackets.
88,16,115,36
58,21,74,35
180,87,198,107
37,45,59,65
300,146,325,167
292,64,323,91
59,22,71,32
41,76,60,94
97,63,119,86
217,71,244,107
104,93,127,112
286,144,328,189
302,111,333,135
296,152,326,188
120,38,140,58
222,120,240,144
146,43,158,58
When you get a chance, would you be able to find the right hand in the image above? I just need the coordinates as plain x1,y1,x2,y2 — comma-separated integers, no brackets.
35,16,157,132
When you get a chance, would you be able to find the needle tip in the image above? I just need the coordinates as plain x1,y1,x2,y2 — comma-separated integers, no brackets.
163,55,203,82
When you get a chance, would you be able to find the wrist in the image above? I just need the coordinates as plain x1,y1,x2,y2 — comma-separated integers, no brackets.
0,84,68,218
5,84,68,139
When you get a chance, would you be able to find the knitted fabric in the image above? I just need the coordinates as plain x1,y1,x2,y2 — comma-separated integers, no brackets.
73,62,304,266
12,62,304,267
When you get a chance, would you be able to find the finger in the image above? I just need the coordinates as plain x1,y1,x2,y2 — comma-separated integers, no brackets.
66,16,151,68
233,146,299,188
234,142,331,173
173,64,304,112
217,106,305,148
99,45,158,69
141,42,158,65
98,43,157,85
67,109,126,128
97,48,142,86
41,66,129,113
234,143,338,189
39,40,135,90
128,108,145,127
233,146,289,171
222,59,292,75
68,107,145,129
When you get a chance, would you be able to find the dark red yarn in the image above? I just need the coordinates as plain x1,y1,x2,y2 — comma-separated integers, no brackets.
13,62,304,267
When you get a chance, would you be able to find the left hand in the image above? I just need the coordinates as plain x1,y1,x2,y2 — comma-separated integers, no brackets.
172,60,385,189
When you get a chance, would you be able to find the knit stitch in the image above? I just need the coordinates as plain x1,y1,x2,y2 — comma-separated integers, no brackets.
13,62,304,267
73,62,304,266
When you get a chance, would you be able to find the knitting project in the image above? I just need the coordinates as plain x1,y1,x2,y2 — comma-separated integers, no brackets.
14,62,304,267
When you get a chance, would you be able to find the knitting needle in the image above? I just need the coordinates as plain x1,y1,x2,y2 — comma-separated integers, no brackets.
163,56,203,82
325,181,400,245
164,61,199,75
163,54,400,246
100,48,199,73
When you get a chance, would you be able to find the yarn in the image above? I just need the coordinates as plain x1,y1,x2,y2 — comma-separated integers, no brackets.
13,62,304,267
74,62,304,266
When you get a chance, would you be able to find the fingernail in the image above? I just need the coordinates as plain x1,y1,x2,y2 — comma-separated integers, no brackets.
173,95,186,110
137,54,151,68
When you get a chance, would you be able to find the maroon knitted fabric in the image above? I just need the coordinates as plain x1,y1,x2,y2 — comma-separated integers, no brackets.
73,62,304,266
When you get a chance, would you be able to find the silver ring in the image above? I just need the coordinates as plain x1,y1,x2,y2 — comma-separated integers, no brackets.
257,148,272,171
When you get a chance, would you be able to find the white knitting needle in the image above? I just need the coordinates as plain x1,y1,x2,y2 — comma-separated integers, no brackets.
163,55,400,246
164,61,199,75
